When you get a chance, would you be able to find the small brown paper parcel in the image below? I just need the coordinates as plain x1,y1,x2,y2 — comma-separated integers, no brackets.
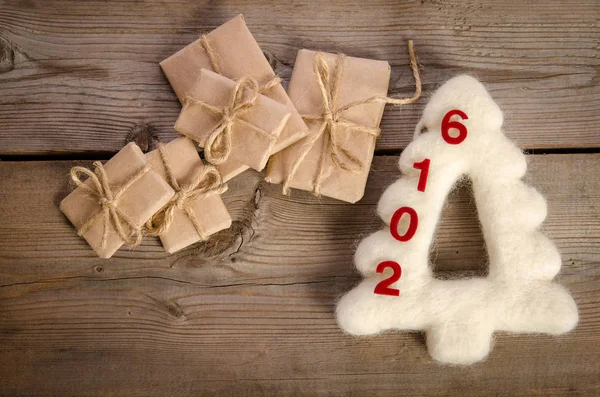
160,14,308,181
266,44,421,203
145,137,232,254
174,69,291,177
59,142,175,258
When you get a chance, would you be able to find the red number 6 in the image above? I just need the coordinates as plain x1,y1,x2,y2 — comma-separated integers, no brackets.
374,261,402,296
441,109,468,145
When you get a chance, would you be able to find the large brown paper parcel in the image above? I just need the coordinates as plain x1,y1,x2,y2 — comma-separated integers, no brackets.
174,69,291,178
160,14,308,180
265,50,391,203
60,142,175,258
145,137,232,253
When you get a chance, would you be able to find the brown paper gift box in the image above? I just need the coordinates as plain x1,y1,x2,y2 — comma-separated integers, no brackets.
265,50,391,203
160,14,308,180
59,142,175,258
174,69,291,177
146,137,232,253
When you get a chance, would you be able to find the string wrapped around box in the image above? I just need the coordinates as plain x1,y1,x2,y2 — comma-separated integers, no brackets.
266,41,421,203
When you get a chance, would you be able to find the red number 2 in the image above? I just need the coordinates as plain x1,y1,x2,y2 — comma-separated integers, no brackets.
390,207,419,242
374,261,402,296
413,158,430,192
441,109,468,145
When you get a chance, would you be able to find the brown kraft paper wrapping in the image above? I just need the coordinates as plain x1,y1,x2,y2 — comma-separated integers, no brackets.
59,142,175,258
160,14,308,180
265,50,391,203
174,69,291,178
145,137,232,253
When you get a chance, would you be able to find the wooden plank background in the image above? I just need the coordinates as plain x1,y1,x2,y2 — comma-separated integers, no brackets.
0,0,598,155
0,0,599,396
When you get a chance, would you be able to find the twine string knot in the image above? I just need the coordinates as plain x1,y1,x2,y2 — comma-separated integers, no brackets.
145,143,228,240
70,160,150,249
183,75,280,165
99,197,117,208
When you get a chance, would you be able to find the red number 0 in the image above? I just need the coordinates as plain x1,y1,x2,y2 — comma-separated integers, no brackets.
374,261,402,296
441,109,468,145
390,207,418,242
413,158,430,192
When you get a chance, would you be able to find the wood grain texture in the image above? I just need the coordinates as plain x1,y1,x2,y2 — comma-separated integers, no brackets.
1,154,598,396
0,0,599,155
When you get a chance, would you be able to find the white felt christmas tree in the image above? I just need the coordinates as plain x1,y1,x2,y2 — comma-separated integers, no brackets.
336,75,578,365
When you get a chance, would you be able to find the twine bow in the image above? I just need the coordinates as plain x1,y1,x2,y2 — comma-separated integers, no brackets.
282,40,422,196
70,161,150,249
183,75,281,165
190,35,283,165
145,142,228,240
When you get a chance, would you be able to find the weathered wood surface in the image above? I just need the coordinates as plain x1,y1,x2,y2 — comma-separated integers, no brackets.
1,154,598,396
0,0,599,155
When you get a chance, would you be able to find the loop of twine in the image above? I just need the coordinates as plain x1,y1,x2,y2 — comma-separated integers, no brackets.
282,40,422,197
183,74,281,165
70,161,150,249
194,35,285,165
199,34,282,95
144,142,228,240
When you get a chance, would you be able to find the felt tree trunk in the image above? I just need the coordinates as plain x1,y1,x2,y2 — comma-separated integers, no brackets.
335,75,578,365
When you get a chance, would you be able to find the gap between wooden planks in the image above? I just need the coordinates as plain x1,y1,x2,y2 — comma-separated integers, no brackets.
0,154,598,396
0,0,599,155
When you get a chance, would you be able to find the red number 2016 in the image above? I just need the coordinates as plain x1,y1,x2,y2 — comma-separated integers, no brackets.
373,261,402,296
374,110,469,297
441,109,469,145
390,207,419,242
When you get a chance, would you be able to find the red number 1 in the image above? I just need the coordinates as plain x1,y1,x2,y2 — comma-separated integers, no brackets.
413,158,430,192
